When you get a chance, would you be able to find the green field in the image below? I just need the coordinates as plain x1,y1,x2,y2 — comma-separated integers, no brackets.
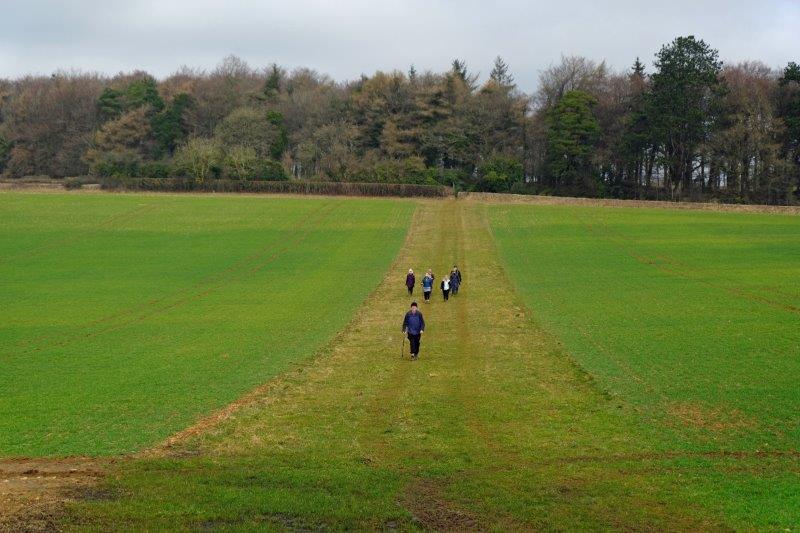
0,193,414,456
490,204,800,449
489,203,800,527
1,192,798,529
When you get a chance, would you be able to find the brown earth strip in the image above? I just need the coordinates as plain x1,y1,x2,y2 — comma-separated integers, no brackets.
463,191,800,215
0,458,106,532
402,479,481,531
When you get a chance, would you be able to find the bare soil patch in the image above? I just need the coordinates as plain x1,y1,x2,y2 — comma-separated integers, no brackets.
463,192,800,214
403,479,481,531
667,402,757,432
0,457,106,532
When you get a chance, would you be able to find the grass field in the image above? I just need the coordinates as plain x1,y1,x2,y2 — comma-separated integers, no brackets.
0,192,414,456
488,203,800,526
489,204,800,448
1,192,798,529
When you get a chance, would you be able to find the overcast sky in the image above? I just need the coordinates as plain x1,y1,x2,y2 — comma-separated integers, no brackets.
1,0,798,92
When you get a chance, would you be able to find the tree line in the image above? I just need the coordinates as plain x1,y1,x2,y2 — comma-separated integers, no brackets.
0,36,798,203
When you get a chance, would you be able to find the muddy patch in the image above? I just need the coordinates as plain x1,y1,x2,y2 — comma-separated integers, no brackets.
0,457,106,532
403,479,480,531
667,402,756,432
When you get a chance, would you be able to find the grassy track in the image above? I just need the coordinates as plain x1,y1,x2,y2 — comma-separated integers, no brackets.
63,199,799,530
0,192,414,456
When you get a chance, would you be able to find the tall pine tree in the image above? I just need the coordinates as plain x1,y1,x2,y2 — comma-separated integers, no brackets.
648,36,723,191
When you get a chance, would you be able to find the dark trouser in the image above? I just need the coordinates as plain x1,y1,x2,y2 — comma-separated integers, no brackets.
407,286,414,295
442,289,450,301
451,284,458,295
423,290,431,301
407,333,421,356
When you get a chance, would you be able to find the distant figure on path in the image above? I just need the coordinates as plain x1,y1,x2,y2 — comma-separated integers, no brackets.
402,302,425,360
422,271,434,302
405,269,415,295
449,267,460,295
451,266,462,294
441,275,450,301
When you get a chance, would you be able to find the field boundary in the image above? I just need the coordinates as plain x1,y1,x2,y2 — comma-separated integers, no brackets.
1,178,450,198
5,182,800,211
98,177,451,198
462,191,800,214
0,183,451,201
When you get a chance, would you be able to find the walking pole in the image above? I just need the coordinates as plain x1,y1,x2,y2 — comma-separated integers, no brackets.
401,335,405,359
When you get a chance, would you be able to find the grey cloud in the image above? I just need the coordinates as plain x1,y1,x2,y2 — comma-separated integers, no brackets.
0,0,798,91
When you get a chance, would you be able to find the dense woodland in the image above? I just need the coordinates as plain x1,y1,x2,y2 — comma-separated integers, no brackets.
1,36,799,203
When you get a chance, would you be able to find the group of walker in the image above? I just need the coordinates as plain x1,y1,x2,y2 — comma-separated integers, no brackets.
404,266,462,302
401,266,463,360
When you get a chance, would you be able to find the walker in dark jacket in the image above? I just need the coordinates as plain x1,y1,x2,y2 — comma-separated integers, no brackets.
449,270,460,294
401,305,425,359
450,267,462,295
405,271,415,295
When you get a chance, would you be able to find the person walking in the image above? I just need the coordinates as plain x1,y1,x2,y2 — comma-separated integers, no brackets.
401,302,425,360
422,271,433,302
451,266,462,294
449,267,460,296
440,275,450,301
405,269,415,296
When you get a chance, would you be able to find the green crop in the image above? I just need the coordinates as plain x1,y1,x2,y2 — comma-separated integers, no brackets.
0,192,414,456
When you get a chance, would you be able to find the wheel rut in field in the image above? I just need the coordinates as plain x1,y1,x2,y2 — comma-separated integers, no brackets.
0,202,159,267
577,209,800,315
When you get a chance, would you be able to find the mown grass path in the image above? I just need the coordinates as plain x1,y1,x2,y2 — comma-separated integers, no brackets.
56,199,786,530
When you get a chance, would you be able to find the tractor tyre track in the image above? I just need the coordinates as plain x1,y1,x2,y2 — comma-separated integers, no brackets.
578,210,800,315
0,203,159,267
